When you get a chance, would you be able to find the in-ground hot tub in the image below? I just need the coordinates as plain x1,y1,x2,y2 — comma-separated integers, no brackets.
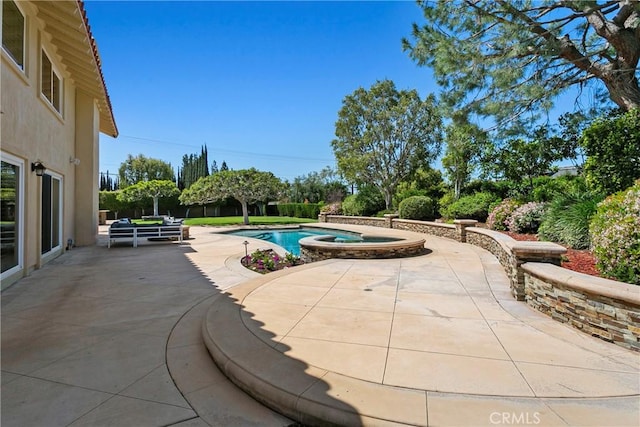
299,233,427,262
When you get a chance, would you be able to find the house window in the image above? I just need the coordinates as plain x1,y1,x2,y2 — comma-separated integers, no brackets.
41,50,62,112
2,0,25,69
1,155,24,278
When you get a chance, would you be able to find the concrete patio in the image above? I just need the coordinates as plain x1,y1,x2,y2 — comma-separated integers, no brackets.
2,224,638,426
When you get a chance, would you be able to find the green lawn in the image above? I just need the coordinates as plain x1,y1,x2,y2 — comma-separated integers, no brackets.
183,216,317,226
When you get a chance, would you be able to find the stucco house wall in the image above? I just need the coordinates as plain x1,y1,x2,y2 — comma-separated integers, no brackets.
1,0,117,288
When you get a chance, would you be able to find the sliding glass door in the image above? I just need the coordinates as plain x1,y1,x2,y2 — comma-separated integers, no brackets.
41,172,62,254
1,154,24,278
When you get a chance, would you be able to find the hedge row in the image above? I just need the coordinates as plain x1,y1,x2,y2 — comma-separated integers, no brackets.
276,203,321,219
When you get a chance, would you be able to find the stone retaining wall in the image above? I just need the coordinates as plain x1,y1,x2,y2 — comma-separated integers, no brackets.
321,214,386,228
392,219,458,240
319,214,639,351
523,263,640,352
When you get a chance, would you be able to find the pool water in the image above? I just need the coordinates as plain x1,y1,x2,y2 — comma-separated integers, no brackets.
226,228,361,255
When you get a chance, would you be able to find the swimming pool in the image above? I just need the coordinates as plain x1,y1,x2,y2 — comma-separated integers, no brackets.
225,227,362,255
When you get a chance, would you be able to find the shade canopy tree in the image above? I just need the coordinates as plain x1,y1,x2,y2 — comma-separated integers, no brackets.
179,168,284,225
331,79,443,210
117,180,180,216
483,127,565,197
118,154,175,188
288,167,347,204
403,0,640,130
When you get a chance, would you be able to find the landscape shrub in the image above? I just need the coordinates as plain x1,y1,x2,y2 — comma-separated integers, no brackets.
589,181,640,284
277,203,321,219
393,188,428,209
341,186,385,216
486,199,521,231
538,188,603,249
440,192,499,221
437,192,456,218
341,195,366,216
507,202,547,233
582,109,640,195
398,196,436,220
375,209,397,217
531,175,582,202
464,179,511,199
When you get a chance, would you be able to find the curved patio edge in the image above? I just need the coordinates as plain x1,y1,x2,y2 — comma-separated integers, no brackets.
200,255,640,427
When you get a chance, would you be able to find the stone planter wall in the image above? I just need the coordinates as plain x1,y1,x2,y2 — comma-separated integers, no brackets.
318,214,639,351
522,263,640,351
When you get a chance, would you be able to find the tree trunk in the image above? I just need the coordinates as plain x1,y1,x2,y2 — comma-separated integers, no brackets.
241,201,250,225
384,190,392,211
153,197,159,216
603,70,640,111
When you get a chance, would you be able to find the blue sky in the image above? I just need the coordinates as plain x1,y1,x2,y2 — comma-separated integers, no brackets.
85,0,438,182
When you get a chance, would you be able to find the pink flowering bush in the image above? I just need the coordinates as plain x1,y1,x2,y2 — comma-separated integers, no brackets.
589,180,640,285
243,249,302,274
487,199,522,231
506,202,547,234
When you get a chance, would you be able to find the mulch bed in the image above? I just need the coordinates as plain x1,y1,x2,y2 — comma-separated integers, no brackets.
501,231,600,277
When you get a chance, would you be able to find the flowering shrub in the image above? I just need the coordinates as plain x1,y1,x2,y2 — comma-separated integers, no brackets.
507,202,547,234
243,249,302,274
487,199,521,231
589,180,640,284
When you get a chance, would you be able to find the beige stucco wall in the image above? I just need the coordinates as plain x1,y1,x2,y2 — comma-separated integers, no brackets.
1,1,102,286
74,91,100,246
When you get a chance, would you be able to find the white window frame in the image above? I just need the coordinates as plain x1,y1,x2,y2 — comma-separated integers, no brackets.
0,152,25,281
1,0,26,72
41,170,63,257
40,47,63,114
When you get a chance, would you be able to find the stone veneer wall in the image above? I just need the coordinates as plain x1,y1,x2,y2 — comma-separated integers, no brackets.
323,215,386,228
392,219,458,240
319,214,639,351
522,263,640,352
300,242,426,263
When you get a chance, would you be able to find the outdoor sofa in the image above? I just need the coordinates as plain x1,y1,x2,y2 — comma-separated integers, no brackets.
108,218,184,248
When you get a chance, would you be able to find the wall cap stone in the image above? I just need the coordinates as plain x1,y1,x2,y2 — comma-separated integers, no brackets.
453,219,478,225
522,262,640,306
394,219,456,230
512,241,567,256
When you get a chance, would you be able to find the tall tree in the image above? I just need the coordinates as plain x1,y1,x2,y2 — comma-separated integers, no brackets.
331,79,442,210
118,180,180,217
179,168,284,224
403,0,640,130
442,121,487,199
288,167,347,203
177,145,210,190
118,154,175,188
484,127,565,196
